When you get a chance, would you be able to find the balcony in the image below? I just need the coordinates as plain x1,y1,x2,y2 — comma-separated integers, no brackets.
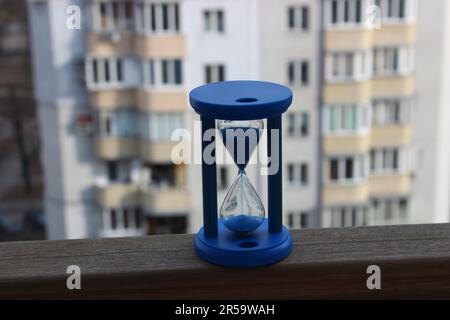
134,34,186,58
89,89,137,109
323,133,370,154
325,28,373,50
323,181,369,205
140,141,178,163
325,76,415,104
369,174,412,197
370,125,412,147
324,80,372,104
137,90,187,112
373,23,416,46
87,31,136,56
95,137,138,159
95,183,140,208
2,223,450,298
140,188,190,216
371,75,415,97
325,23,416,50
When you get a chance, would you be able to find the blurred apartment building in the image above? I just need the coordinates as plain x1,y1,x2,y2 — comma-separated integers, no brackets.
0,0,42,222
27,0,450,239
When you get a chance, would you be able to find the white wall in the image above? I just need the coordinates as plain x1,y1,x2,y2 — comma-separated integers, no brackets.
29,0,99,239
412,0,450,223
259,0,320,226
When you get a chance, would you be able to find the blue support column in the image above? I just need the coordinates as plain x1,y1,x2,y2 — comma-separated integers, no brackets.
267,115,282,233
201,116,218,237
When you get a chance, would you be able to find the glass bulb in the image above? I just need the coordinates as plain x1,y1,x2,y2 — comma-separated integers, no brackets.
218,120,265,233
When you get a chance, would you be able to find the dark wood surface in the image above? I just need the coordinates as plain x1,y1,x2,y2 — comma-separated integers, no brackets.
1,223,450,299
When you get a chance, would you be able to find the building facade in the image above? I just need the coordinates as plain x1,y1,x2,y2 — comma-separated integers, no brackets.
321,0,416,227
27,0,449,240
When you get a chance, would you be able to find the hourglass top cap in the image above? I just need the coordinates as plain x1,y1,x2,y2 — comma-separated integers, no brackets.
189,80,293,120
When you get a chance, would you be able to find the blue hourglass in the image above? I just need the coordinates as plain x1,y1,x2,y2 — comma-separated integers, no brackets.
190,80,293,268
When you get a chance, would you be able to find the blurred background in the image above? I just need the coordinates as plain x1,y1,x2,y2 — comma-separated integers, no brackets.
0,0,449,242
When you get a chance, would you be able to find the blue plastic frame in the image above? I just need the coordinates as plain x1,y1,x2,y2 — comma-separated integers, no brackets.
189,80,293,268
195,219,292,268
190,80,292,120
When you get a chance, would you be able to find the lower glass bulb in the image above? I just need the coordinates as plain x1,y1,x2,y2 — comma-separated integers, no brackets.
219,171,265,233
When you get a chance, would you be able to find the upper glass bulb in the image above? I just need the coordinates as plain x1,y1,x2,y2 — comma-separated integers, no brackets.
217,120,264,171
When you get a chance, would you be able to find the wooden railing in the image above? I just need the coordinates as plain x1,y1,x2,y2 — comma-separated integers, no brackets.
1,223,450,299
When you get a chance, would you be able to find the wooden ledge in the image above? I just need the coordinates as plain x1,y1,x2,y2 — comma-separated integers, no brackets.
1,223,450,299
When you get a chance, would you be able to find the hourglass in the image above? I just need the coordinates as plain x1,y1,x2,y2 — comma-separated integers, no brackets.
190,80,293,268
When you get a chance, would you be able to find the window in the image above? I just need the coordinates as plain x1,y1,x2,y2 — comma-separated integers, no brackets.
370,147,410,174
398,198,408,220
375,0,409,21
287,112,309,137
110,209,117,229
288,61,309,86
204,10,224,32
92,1,135,32
326,156,366,183
162,59,182,85
97,109,137,138
327,206,370,227
372,197,409,225
288,212,310,229
345,157,353,179
141,59,155,86
98,110,113,137
330,159,339,181
373,46,414,75
205,64,225,83
287,163,308,186
86,57,126,88
135,2,180,33
142,59,183,87
328,0,363,26
107,161,118,182
148,216,187,235
372,98,412,125
140,164,186,189
288,6,309,30
373,47,399,74
331,52,352,79
327,50,371,81
149,164,176,187
300,113,309,136
116,59,123,82
218,167,228,190
103,207,144,232
324,104,370,134
140,112,183,141
134,208,142,229
123,208,130,228
104,160,132,184
301,164,308,185
332,0,338,23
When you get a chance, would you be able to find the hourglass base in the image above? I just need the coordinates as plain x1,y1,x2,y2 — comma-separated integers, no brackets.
195,218,292,268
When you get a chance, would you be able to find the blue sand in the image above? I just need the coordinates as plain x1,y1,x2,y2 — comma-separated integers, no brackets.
220,127,261,171
223,214,263,233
